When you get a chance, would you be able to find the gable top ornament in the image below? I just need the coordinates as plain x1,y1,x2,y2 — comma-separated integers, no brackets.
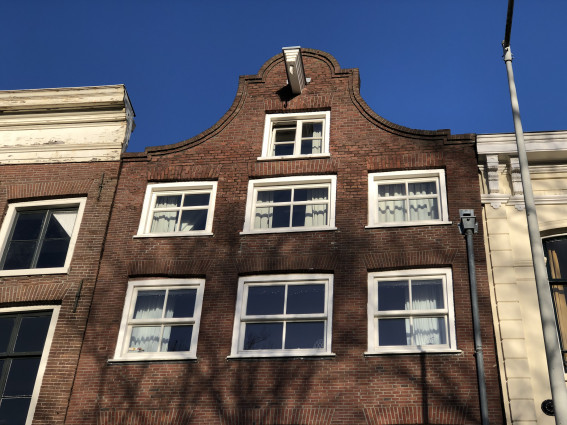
282,46,308,95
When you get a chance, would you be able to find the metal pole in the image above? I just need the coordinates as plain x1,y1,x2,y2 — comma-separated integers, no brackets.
503,44,567,423
459,210,490,425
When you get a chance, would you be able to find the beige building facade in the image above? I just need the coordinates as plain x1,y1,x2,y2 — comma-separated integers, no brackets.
478,131,567,424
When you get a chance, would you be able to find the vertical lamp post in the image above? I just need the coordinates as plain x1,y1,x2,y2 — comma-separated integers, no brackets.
502,1,567,422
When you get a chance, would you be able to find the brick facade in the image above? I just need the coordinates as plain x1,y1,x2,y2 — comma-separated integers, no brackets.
65,49,504,424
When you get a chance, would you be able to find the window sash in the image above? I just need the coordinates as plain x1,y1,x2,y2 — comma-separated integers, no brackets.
270,119,325,157
252,184,330,230
115,280,205,360
231,275,333,357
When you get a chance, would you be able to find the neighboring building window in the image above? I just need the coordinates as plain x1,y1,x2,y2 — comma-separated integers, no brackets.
230,274,334,358
113,279,205,361
543,236,567,369
260,111,331,159
0,198,86,276
367,170,449,227
367,269,457,354
136,182,217,237
241,175,337,234
0,307,58,425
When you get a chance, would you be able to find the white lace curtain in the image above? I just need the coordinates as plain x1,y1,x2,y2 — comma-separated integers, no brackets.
377,182,438,222
150,196,206,233
302,123,323,154
129,291,170,353
410,280,446,345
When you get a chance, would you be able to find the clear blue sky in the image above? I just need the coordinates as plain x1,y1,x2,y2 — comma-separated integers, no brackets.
2,1,565,152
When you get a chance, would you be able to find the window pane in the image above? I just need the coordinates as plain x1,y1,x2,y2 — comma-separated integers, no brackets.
287,284,325,314
180,209,207,231
35,238,70,268
0,398,31,425
2,241,36,270
165,289,196,318
257,190,291,204
302,122,322,138
3,357,41,397
292,204,327,227
161,326,192,352
378,281,409,311
10,211,45,240
183,193,210,207
133,290,165,319
274,144,294,156
414,317,447,345
271,206,291,228
151,211,178,233
409,198,439,221
274,127,296,143
408,181,437,196
551,285,567,356
378,318,410,346
14,315,51,353
246,286,285,315
155,195,181,208
129,326,160,353
412,279,444,310
285,322,325,349
300,140,318,155
44,210,77,238
378,200,406,223
378,184,405,198
294,188,328,202
0,318,14,353
545,238,567,280
244,323,283,350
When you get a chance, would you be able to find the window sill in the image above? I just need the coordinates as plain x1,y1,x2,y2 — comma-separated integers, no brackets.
365,221,452,229
109,354,198,363
227,352,336,360
240,227,337,235
133,232,214,239
0,267,69,277
364,349,462,356
257,154,331,161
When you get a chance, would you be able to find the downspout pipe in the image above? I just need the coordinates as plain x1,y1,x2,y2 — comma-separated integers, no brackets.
502,1,567,421
459,210,489,425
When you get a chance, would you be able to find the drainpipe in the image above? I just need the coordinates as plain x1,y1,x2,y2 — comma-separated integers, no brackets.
503,1,567,422
459,209,489,425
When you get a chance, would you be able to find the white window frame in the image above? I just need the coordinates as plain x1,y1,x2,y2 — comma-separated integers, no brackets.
259,111,331,160
135,181,218,237
112,278,206,361
0,305,60,425
0,198,86,277
229,274,334,358
367,169,450,228
241,175,337,234
366,268,458,354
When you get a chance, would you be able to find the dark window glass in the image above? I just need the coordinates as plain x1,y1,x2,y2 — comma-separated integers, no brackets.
0,398,31,425
285,322,324,349
0,319,14,353
14,316,51,353
271,206,290,228
246,286,285,315
274,144,294,156
162,326,192,352
379,318,409,346
1,207,78,271
287,285,325,314
0,312,51,425
180,210,208,231
244,323,283,350
183,193,210,207
378,281,409,311
165,289,196,318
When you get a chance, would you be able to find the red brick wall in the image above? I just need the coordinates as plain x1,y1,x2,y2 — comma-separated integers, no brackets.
66,49,503,425
0,161,120,425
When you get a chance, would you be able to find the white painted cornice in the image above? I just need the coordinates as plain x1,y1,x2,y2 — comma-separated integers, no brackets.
477,131,567,155
0,85,135,164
